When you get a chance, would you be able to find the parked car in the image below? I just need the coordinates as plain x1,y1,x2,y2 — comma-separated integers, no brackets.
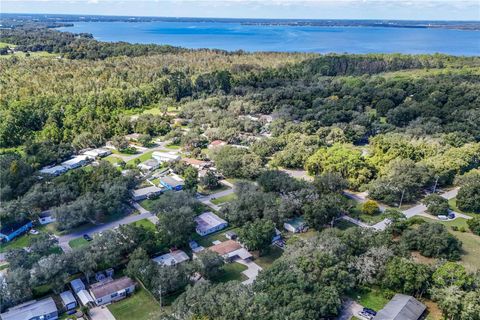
29,229,39,235
448,212,455,219
83,234,93,241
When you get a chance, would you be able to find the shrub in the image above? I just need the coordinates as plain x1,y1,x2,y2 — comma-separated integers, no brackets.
361,200,380,215
466,216,480,235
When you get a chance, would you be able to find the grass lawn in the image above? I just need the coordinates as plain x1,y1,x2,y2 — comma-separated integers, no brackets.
0,263,9,271
348,287,390,312
193,227,239,248
104,155,124,164
165,144,180,150
448,198,476,218
417,216,480,272
214,262,248,283
108,286,162,320
255,246,284,269
150,178,160,185
140,198,162,212
68,237,90,249
0,233,43,253
126,150,155,165
211,193,237,205
334,219,357,230
198,184,230,195
132,219,156,231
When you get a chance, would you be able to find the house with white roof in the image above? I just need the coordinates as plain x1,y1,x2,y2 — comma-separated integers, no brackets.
137,158,160,171
60,290,77,311
152,151,181,163
152,250,190,266
0,297,58,320
39,165,68,176
83,148,111,158
195,212,228,236
131,186,163,201
61,155,90,170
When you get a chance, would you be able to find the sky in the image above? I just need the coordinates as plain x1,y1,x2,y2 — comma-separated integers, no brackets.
2,0,479,21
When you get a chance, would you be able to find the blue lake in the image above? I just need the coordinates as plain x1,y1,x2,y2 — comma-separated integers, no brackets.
59,21,480,56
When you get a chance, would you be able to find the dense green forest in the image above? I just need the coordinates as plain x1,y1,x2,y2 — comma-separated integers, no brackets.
1,25,480,320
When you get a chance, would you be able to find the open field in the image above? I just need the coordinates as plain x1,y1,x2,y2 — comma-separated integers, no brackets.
418,216,480,272
68,237,90,249
254,246,284,269
126,150,155,165
108,286,162,320
132,218,156,231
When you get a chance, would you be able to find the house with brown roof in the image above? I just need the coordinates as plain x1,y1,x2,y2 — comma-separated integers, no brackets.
181,158,208,169
89,277,136,306
209,240,252,262
208,140,227,149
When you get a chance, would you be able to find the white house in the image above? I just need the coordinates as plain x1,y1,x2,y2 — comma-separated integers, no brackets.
195,212,228,236
283,217,308,233
39,165,68,176
152,250,190,266
61,155,90,170
89,277,136,306
83,148,111,158
137,159,160,171
131,186,163,201
0,297,58,320
152,151,181,163
76,289,94,307
60,290,77,311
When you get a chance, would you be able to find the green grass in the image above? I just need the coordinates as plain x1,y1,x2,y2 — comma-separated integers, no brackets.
126,150,155,165
165,144,180,150
68,237,90,249
150,178,160,185
140,197,162,212
108,286,162,320
417,217,480,272
198,184,230,195
0,233,40,253
254,246,284,269
334,219,357,230
33,283,53,297
211,193,237,205
193,227,239,248
448,198,477,218
132,219,156,231
0,42,15,48
0,263,9,271
348,287,390,312
104,155,124,164
214,262,248,283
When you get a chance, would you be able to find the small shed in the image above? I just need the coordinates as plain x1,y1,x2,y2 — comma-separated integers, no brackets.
284,217,308,233
60,290,77,310
70,278,86,293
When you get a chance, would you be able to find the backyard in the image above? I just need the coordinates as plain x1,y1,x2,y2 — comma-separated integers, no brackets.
347,287,390,312
214,262,248,283
132,219,156,231
108,286,162,320
254,245,284,269
211,193,237,205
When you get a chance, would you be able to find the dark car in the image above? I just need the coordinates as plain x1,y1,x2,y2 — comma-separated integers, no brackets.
448,212,455,219
363,308,377,316
83,234,93,241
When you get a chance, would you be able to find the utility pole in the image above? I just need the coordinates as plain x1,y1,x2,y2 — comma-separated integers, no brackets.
433,176,439,193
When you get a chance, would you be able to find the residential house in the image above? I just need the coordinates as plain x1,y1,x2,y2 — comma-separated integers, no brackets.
39,165,68,176
195,212,228,236
181,158,208,169
152,151,181,163
207,140,227,149
160,174,185,191
131,186,163,201
152,250,190,266
209,240,252,262
89,277,136,306
83,148,111,158
0,219,33,242
373,294,426,320
61,155,90,170
189,241,205,254
70,278,86,294
137,158,160,171
283,217,308,233
60,290,77,311
0,297,58,320
38,211,56,225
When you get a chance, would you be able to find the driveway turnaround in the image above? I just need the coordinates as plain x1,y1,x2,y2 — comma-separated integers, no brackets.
89,306,116,320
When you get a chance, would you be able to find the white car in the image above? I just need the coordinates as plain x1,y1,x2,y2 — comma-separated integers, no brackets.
29,229,39,235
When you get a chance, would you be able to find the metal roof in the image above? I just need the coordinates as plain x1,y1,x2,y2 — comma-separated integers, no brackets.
374,294,426,320
0,297,57,320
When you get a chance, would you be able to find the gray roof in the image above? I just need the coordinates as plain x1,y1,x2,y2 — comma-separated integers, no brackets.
60,290,76,306
70,278,86,293
161,176,185,187
374,294,426,320
90,277,136,299
0,297,57,320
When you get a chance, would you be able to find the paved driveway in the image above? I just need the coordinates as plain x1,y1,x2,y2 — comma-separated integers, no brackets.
338,298,364,320
236,259,263,285
89,306,116,320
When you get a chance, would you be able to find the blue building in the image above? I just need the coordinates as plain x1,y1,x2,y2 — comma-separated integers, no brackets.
160,175,185,191
0,219,33,242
